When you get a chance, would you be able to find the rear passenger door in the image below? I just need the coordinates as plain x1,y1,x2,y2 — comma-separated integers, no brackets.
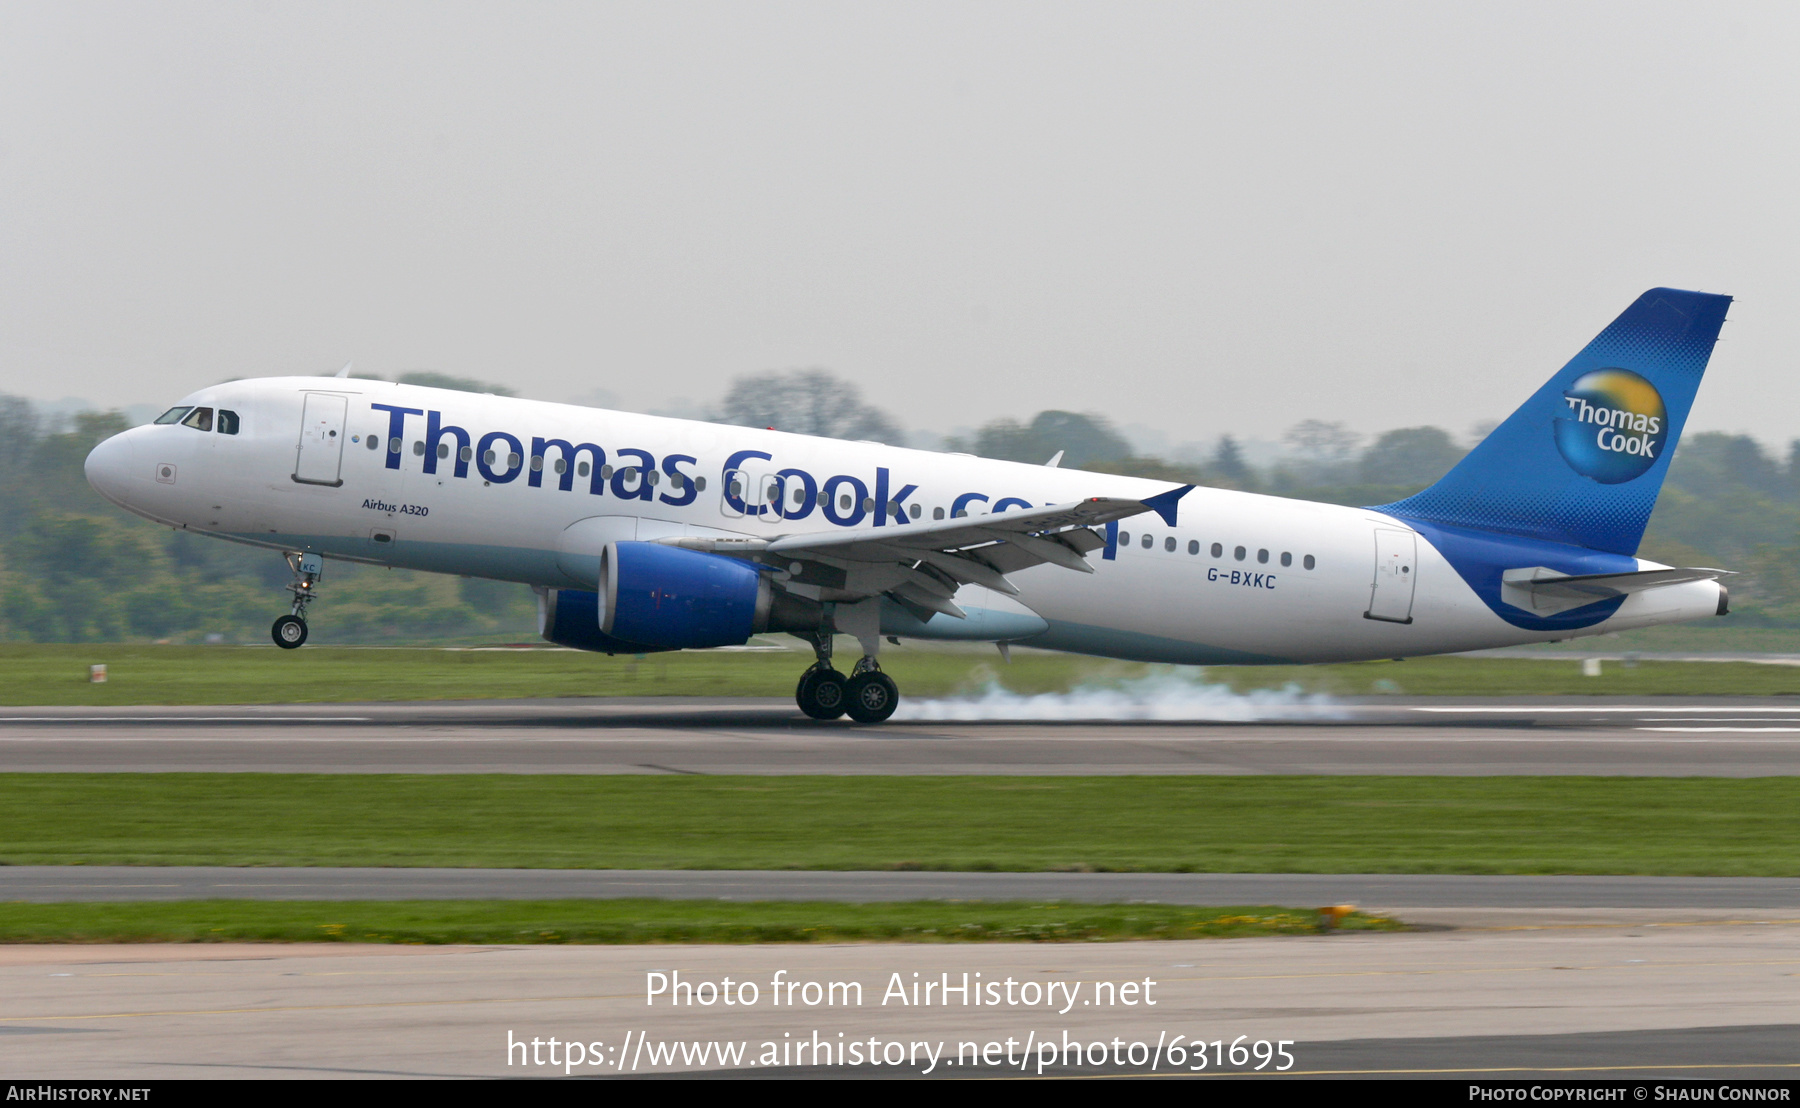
1365,528,1417,624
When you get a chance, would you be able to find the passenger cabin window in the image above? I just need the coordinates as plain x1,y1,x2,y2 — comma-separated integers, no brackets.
1304,555,1316,570
1280,552,1292,567
180,407,213,432
1257,549,1269,564
1119,531,1130,545
1188,540,1199,555
1164,537,1176,552
1234,546,1246,561
216,410,240,435
153,406,191,425
1211,543,1223,558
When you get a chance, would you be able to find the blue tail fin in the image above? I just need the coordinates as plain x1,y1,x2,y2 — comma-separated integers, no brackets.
1375,288,1731,555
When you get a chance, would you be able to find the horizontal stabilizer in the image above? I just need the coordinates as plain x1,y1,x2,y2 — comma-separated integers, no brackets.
1500,565,1732,616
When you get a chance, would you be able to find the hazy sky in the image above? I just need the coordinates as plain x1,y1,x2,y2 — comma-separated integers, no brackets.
3,2,1797,451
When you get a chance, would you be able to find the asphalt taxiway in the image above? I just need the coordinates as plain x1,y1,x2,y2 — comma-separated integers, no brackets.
8,696,1800,774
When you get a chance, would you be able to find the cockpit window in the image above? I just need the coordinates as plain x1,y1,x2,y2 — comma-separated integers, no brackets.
217,409,240,435
153,407,192,425
180,407,214,432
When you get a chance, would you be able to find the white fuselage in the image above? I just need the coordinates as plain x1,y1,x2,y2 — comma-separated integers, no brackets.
84,378,1724,664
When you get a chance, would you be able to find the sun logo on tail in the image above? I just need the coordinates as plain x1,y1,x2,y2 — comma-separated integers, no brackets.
1553,368,1667,484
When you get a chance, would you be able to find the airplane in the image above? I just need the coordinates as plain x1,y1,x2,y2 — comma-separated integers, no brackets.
84,288,1733,723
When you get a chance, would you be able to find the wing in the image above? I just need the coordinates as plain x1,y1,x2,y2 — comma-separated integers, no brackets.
658,484,1194,620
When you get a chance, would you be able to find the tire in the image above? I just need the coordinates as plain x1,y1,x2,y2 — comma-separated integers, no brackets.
796,667,848,720
271,615,309,650
843,670,899,724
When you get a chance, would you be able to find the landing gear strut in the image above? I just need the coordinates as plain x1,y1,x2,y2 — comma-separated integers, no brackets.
272,552,323,650
793,603,901,723
795,633,847,720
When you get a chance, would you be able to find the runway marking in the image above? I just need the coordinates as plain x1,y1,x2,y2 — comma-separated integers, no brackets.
1452,918,1800,932
10,733,1800,744
1637,727,1800,733
0,717,374,723
1411,706,1800,713
0,991,636,1023
1148,956,1800,985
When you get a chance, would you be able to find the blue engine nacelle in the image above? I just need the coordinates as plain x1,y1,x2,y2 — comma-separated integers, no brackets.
539,541,783,652
603,541,770,648
537,587,679,654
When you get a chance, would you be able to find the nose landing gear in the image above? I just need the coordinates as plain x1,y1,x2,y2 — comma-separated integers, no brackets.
272,552,323,650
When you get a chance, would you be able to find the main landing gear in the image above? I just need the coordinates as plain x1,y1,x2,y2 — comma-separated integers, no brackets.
272,552,323,650
793,619,900,724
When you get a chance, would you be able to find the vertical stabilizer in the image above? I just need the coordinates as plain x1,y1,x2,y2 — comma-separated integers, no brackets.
1376,288,1731,555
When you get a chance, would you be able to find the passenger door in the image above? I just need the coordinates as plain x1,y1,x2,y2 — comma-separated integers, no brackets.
1365,528,1417,624
293,393,349,487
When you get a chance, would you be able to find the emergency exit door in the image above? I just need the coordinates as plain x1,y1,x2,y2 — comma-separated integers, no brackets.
1365,528,1417,624
293,393,348,487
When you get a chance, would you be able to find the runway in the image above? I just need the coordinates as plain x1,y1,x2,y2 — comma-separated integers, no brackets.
6,923,1799,1078
6,868,1800,915
8,696,1800,774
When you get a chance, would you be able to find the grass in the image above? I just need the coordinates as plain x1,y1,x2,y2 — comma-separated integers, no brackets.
0,643,1100,705
4,774,1799,875
10,643,1800,705
0,900,1397,944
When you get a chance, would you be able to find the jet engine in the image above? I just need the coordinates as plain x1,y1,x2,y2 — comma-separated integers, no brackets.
539,541,821,652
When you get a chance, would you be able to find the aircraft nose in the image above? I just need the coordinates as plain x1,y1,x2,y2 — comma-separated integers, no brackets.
84,431,137,507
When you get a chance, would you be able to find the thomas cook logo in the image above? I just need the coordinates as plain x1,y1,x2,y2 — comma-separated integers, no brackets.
1553,368,1666,484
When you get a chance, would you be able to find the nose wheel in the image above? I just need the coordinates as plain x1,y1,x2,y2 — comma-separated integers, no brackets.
273,551,324,651
271,614,308,649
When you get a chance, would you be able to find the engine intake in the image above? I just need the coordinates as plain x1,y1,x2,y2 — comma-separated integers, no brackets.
603,541,769,648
